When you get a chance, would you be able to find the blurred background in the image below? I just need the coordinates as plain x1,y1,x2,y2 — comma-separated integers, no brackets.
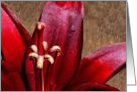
3,1,126,91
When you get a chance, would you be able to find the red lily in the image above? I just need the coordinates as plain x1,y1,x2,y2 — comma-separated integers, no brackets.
1,1,126,91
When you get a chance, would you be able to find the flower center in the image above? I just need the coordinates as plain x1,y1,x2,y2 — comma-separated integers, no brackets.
28,22,62,91
29,42,61,69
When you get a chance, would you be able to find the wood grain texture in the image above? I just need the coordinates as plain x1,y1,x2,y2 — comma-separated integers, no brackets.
3,1,126,91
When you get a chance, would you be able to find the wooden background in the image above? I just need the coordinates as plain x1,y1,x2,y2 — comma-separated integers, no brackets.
4,1,126,91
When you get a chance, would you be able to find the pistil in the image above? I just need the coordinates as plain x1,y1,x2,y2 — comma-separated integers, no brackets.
29,22,62,91
29,40,61,91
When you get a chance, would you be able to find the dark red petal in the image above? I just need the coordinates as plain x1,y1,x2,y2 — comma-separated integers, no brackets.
67,83,119,91
67,42,126,89
1,60,26,91
1,3,31,91
41,1,84,90
25,1,83,91
1,3,30,72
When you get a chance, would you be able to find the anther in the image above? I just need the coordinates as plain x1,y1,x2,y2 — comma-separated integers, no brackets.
29,52,38,59
50,46,61,56
43,41,48,50
37,56,45,69
31,45,38,53
44,55,54,64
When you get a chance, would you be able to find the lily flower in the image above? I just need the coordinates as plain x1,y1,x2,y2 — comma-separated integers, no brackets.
1,1,126,91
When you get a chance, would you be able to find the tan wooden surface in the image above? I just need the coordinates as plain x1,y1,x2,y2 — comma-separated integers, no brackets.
4,1,126,91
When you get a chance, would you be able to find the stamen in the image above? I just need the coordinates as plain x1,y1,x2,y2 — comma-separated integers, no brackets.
43,41,48,50
36,54,55,69
50,46,61,56
44,55,54,64
29,52,38,58
37,56,45,69
31,45,38,53
29,43,62,91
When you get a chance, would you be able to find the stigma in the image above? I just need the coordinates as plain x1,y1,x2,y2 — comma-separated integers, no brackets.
29,41,61,69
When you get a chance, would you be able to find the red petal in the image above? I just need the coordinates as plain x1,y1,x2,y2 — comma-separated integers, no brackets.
25,1,83,91
1,60,26,91
66,83,119,91
1,3,31,71
67,42,126,89
1,3,31,91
